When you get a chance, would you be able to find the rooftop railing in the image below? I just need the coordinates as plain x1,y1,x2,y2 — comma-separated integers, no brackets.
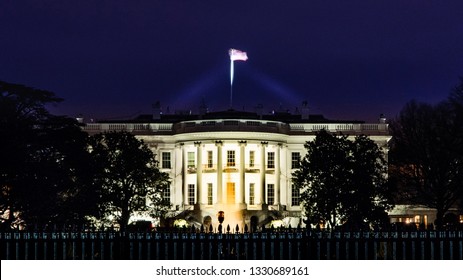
82,121,389,135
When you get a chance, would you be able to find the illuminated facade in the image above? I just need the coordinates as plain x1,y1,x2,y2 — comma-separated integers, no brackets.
83,107,391,229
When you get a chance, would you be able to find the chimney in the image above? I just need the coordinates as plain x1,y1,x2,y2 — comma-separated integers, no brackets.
301,101,309,120
75,114,84,123
379,114,387,124
199,98,208,116
255,104,263,119
152,101,162,120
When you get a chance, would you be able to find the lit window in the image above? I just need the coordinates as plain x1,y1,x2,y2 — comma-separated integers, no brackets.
161,152,171,169
227,150,235,167
188,152,195,168
249,151,255,167
291,152,300,169
267,152,275,169
207,183,213,205
291,184,300,206
267,184,274,205
249,183,255,205
188,184,195,205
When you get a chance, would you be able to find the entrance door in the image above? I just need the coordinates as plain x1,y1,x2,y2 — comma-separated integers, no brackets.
226,182,235,204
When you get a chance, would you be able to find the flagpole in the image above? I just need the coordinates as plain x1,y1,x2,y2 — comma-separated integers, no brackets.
228,48,247,110
230,59,234,109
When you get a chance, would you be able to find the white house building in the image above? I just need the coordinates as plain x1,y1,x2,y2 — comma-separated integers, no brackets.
82,103,395,230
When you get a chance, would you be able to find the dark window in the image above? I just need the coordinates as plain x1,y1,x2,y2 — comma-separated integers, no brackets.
267,152,275,169
291,152,300,169
162,152,171,169
267,184,274,205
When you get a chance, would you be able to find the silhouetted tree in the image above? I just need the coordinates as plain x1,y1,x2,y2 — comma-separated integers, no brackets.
88,131,170,231
343,135,392,229
0,80,96,229
389,96,463,229
293,130,392,230
449,78,463,214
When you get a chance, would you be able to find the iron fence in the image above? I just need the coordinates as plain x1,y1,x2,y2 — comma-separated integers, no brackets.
1,229,462,260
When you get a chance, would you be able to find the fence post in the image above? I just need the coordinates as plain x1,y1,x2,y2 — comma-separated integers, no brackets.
391,232,397,260
353,232,360,260
296,232,304,260
419,231,426,260
43,232,48,260
382,232,389,260
430,231,435,260
71,232,77,260
362,232,369,260
344,232,351,260
261,232,267,259
279,232,285,259
81,232,86,260
316,232,322,260
190,232,196,260
109,232,115,260
286,232,292,259
199,233,205,260
23,232,30,260
269,232,275,260
459,232,463,260
410,231,417,260
14,232,20,260
4,233,13,260
60,232,66,260
217,233,222,260
51,232,58,260
439,231,445,260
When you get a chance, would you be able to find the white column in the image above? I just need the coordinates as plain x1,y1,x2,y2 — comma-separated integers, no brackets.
176,143,184,206
215,141,223,204
259,141,267,206
238,140,246,205
275,143,281,205
195,141,202,207
181,143,188,206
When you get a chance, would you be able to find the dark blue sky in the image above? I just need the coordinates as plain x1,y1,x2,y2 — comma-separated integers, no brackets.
1,0,462,122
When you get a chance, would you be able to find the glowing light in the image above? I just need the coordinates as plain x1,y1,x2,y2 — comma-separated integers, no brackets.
173,219,188,227
269,220,284,228
244,66,302,106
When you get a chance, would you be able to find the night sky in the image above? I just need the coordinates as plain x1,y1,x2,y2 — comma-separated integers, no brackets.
1,1,462,123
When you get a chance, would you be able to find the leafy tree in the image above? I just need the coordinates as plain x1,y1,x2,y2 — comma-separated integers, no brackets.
344,135,391,229
293,131,350,228
390,97,463,228
293,130,391,230
0,80,96,229
88,131,170,231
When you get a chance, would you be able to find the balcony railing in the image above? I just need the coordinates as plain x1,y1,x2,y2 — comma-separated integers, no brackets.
82,123,173,133
289,123,389,134
82,121,388,136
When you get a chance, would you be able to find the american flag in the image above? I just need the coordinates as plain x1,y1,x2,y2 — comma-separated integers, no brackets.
229,49,248,61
